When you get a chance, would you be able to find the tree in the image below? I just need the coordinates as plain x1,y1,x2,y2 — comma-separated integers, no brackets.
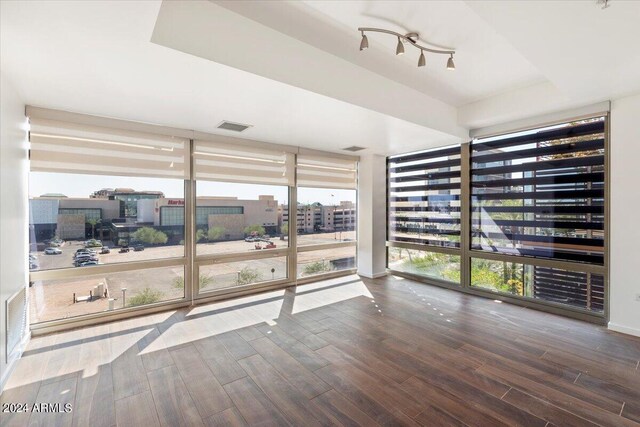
244,224,265,236
87,218,100,239
280,222,288,235
132,227,168,245
208,226,226,241
196,229,206,243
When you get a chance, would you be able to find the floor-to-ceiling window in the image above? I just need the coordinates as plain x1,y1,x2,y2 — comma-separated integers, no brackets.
28,114,189,323
26,108,359,329
387,116,608,321
295,153,358,279
193,138,293,295
387,145,462,284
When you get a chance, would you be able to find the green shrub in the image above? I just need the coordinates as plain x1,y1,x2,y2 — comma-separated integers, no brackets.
208,226,226,241
128,288,164,307
303,260,332,276
237,267,263,285
172,274,214,290
244,224,265,236
131,227,168,245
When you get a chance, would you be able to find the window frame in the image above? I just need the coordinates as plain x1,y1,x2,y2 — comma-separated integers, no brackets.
28,119,359,334
386,113,609,324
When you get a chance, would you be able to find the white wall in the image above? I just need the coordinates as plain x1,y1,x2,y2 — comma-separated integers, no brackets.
609,92,640,337
0,72,29,389
357,154,387,278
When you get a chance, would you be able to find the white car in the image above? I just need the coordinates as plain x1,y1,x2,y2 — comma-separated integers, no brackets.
45,247,62,255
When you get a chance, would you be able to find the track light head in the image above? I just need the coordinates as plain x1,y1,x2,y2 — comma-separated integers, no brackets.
446,54,455,70
359,33,369,51
395,37,405,55
418,51,426,67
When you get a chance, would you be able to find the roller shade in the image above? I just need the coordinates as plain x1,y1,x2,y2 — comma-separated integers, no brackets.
471,117,605,265
297,154,358,190
29,118,188,179
194,139,294,186
388,145,461,248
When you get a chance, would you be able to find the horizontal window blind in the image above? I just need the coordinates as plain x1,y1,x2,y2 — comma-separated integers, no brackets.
471,118,605,264
29,118,188,179
296,154,358,190
194,139,294,186
388,145,461,247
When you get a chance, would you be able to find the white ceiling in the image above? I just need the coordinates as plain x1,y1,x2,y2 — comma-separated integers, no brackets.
2,0,640,156
217,0,544,107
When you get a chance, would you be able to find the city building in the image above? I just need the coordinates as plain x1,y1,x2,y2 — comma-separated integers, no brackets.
90,188,164,219
279,201,356,233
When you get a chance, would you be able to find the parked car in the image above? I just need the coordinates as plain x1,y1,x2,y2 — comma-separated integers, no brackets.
77,260,99,267
84,239,102,248
29,253,38,261
29,262,38,270
76,248,97,255
265,242,277,249
74,252,97,260
118,247,130,253
262,234,271,239
133,244,145,252
100,246,110,254
44,247,62,255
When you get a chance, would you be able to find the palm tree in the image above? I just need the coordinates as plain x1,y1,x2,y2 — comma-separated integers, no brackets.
86,218,100,239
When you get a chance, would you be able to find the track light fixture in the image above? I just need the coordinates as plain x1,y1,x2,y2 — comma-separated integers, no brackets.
446,54,455,70
395,37,404,55
418,51,426,67
359,31,368,51
358,27,456,70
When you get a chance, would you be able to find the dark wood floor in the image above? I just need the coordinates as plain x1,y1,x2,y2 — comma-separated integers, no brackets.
2,274,640,427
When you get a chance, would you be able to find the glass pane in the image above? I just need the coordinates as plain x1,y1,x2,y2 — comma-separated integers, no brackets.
195,181,288,255
471,118,605,265
470,258,603,312
297,246,356,278
388,145,461,248
30,265,184,323
29,172,185,271
198,257,287,292
296,187,356,246
387,247,460,284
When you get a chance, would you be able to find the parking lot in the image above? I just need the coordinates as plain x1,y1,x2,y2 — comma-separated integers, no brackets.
29,231,356,323
31,231,356,271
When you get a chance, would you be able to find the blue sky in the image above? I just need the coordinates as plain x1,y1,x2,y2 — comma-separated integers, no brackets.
29,172,355,205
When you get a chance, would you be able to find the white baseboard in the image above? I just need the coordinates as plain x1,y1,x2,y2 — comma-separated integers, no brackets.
1,331,30,394
608,322,640,338
357,271,387,279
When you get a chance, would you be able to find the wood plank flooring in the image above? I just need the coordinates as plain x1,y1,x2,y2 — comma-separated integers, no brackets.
2,274,639,427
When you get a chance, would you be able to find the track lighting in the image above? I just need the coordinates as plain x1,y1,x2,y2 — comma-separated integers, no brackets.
359,32,368,51
358,27,456,71
446,54,455,70
395,37,404,55
418,51,426,67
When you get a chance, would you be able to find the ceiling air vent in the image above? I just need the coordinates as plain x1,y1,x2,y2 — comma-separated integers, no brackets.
217,121,252,132
342,146,366,152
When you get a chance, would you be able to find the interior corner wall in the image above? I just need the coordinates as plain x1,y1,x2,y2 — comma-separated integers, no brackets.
609,92,640,337
0,72,29,390
357,153,387,279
